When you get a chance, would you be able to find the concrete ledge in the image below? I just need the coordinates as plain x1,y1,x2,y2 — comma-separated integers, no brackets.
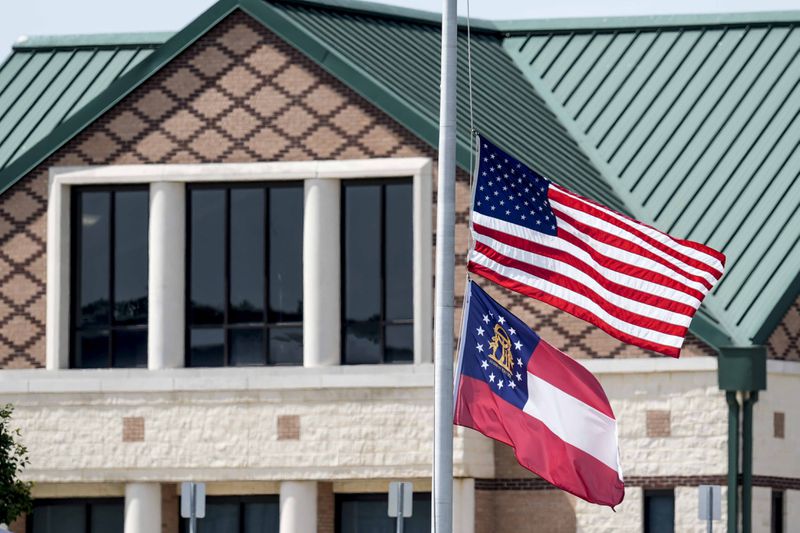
0,364,436,394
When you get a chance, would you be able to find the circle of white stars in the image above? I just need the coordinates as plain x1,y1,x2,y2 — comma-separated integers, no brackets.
475,312,525,391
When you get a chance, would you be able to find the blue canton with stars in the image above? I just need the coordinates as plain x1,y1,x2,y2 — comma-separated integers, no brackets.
458,281,543,410
472,135,558,236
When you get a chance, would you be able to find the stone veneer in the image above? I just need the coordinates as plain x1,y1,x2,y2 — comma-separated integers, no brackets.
0,8,720,369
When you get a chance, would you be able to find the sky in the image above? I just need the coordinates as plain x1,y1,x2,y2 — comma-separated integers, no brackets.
2,0,798,56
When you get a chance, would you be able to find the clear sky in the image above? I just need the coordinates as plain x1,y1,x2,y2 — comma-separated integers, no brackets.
2,0,798,56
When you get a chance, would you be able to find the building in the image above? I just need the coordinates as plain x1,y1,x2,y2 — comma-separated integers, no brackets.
0,0,798,531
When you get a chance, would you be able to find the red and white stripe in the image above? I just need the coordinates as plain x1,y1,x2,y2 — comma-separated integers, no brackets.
455,326,624,507
468,183,725,357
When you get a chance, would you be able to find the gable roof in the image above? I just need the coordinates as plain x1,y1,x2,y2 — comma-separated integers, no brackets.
0,0,798,350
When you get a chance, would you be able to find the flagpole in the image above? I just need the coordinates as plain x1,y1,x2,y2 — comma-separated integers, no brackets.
433,0,457,530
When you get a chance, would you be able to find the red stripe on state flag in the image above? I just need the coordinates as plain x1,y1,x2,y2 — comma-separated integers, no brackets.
454,374,624,507
527,338,615,419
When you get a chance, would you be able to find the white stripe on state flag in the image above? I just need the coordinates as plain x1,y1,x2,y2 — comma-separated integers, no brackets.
551,185,725,273
550,198,720,286
472,211,706,305
468,250,685,349
523,373,620,474
472,231,694,326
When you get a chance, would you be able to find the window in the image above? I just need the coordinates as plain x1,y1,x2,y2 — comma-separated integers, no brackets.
772,490,784,533
179,496,278,533
342,180,413,364
644,489,674,533
187,183,303,367
29,498,123,533
336,493,430,533
71,187,149,368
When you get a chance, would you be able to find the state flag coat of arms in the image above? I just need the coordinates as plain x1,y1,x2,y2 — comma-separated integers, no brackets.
454,281,624,507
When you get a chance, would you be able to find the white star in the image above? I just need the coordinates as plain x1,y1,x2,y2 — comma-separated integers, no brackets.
476,326,485,336
502,186,508,191
477,201,481,206
481,359,489,369
490,153,496,159
551,225,556,230
505,210,511,215
517,357,523,367
509,380,517,389
490,206,496,210
515,372,522,381
521,215,526,220
508,327,516,336
498,316,506,324
515,205,520,210
536,220,541,225
497,380,504,390
476,343,484,353
514,340,523,351
499,200,504,205
489,373,496,382
482,314,490,324
479,185,484,190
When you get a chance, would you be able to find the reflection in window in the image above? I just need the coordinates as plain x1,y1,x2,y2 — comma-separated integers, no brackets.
179,496,279,533
644,489,675,533
30,498,124,533
71,188,148,368
336,493,430,533
342,180,413,364
187,184,303,367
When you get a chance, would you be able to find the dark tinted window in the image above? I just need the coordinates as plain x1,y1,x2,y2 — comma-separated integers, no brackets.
772,490,784,533
187,184,303,367
72,188,148,368
30,498,123,533
342,180,413,364
644,490,674,533
180,496,279,533
336,493,430,533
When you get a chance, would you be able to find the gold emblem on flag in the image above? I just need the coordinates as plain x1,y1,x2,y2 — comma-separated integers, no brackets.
488,323,514,376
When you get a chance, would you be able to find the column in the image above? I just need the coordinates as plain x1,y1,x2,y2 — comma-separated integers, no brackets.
280,481,317,533
453,478,475,533
124,483,161,533
303,179,340,367
786,490,800,529
148,182,185,369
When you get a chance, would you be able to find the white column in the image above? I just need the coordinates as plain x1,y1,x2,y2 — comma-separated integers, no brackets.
45,176,70,369
786,490,800,529
752,486,772,533
280,481,317,533
303,179,340,367
148,182,185,369
124,483,161,533
453,478,475,533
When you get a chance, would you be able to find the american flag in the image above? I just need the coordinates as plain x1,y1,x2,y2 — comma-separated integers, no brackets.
468,136,725,357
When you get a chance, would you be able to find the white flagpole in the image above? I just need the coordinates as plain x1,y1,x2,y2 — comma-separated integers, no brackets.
433,0,457,530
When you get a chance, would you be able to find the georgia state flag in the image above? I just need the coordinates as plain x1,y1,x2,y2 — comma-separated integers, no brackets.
454,281,624,507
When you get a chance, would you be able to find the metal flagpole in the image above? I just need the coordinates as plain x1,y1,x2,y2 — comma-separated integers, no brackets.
433,0,457,530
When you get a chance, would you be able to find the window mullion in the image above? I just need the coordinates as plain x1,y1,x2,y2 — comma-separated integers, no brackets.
380,184,387,363
264,187,270,365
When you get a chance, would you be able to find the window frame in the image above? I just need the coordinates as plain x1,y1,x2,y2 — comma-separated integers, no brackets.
340,178,415,365
47,159,433,370
185,181,304,367
69,185,150,369
335,492,431,533
177,495,279,533
643,488,675,533
27,497,124,533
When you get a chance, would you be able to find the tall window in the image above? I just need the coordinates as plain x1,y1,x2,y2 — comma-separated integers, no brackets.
772,490,784,533
187,183,303,367
29,498,124,533
342,180,413,364
179,496,278,533
644,489,675,533
336,493,430,532
71,187,148,368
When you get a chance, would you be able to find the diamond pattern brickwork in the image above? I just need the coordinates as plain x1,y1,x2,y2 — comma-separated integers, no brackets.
767,295,800,361
0,9,717,368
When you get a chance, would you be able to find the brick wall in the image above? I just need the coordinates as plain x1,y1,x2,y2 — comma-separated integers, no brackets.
475,490,575,533
317,481,334,533
0,8,718,369
768,294,800,361
161,483,179,533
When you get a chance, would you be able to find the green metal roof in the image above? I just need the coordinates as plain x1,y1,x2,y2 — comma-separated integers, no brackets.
502,19,800,346
0,35,163,172
0,0,797,350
